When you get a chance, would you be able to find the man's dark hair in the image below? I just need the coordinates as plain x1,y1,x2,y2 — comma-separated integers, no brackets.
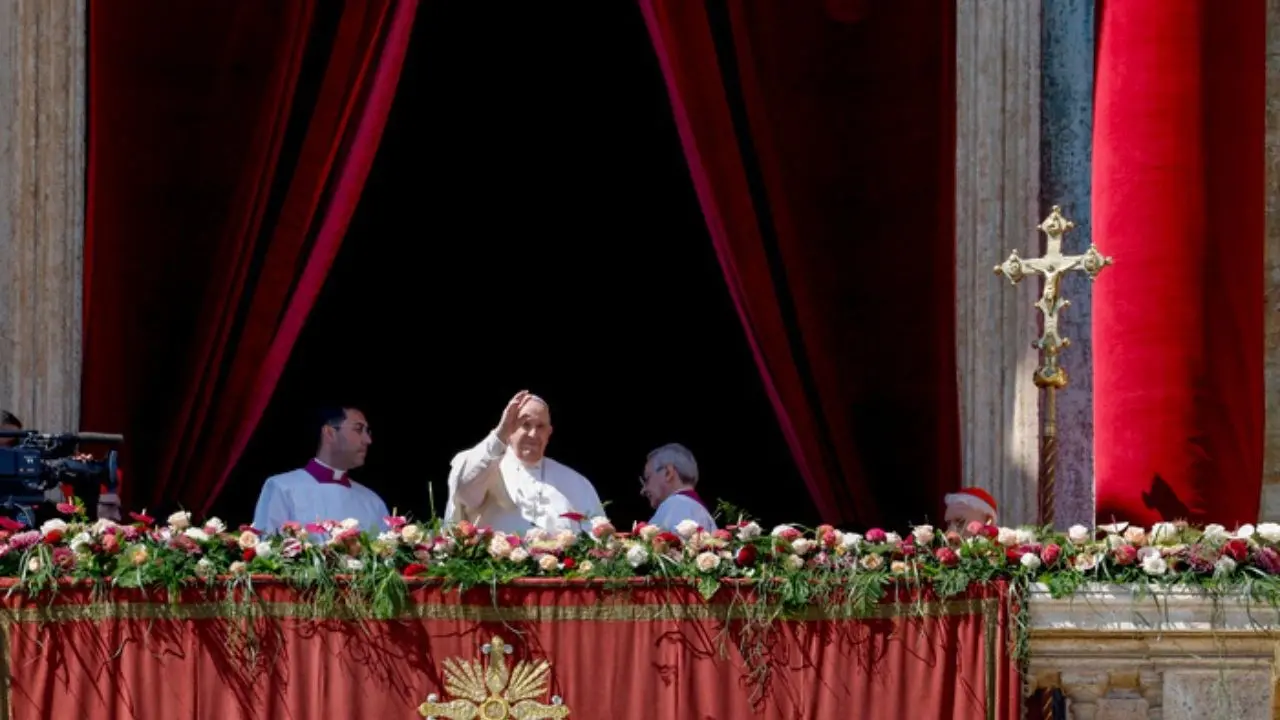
0,410,21,429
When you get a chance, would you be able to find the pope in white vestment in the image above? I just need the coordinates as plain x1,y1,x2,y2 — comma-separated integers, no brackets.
444,392,604,535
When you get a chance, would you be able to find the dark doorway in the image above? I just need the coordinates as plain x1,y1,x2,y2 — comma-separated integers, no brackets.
217,2,817,530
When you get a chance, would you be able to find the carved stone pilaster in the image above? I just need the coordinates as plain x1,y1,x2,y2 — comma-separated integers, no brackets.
0,0,87,433
1263,0,1280,520
955,0,1042,527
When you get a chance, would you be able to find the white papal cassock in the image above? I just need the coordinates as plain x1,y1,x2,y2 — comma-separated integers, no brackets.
252,459,390,535
445,432,604,535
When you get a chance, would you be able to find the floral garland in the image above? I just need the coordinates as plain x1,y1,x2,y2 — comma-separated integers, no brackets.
10,501,1280,613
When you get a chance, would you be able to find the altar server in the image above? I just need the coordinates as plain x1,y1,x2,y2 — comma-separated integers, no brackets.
641,443,717,532
445,390,603,535
252,406,389,535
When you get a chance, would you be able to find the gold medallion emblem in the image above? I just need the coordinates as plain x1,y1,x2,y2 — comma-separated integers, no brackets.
418,635,570,719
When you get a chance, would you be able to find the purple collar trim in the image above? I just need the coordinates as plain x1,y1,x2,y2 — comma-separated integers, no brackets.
674,488,707,509
305,459,351,488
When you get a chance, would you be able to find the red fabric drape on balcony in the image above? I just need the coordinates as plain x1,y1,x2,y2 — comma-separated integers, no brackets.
5,581,1018,719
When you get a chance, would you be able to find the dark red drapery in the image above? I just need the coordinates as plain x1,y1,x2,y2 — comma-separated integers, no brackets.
82,0,418,516
5,582,1018,719
1092,0,1265,526
642,1,959,529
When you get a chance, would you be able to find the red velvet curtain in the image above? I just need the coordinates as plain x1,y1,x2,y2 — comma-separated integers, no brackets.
82,1,418,516
642,1,959,528
1092,1,1265,526
6,582,1018,719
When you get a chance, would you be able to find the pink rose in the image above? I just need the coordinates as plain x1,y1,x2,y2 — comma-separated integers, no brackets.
1041,543,1062,566
865,528,888,544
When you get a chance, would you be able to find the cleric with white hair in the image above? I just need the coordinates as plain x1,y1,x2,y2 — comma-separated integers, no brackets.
640,443,716,532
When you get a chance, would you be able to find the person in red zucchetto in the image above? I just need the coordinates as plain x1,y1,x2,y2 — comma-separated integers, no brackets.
944,487,997,530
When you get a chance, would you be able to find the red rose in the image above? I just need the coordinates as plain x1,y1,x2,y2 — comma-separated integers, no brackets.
1005,546,1025,564
978,524,999,540
43,530,62,545
1224,538,1249,562
934,547,960,567
735,545,758,567
1041,543,1062,566
1113,545,1138,566
561,557,576,570
402,563,428,577
242,548,256,562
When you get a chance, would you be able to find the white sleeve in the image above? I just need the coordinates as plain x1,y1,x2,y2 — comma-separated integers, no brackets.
251,477,291,534
445,433,509,520
649,495,717,532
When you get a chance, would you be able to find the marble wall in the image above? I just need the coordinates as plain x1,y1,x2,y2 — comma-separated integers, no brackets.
955,0,1043,527
0,0,87,434
1039,0,1096,530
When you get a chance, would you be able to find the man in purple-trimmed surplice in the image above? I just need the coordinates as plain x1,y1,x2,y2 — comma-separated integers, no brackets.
251,405,389,536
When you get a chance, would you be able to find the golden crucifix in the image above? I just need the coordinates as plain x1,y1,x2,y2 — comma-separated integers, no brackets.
994,206,1112,527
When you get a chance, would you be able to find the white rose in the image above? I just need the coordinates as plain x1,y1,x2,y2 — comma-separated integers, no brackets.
488,535,513,559
1014,529,1037,546
590,516,612,531
253,542,272,558
771,524,796,537
785,554,804,570
885,532,902,545
791,538,815,555
167,511,191,531
377,531,400,545
400,524,424,545
626,544,648,568
1149,522,1178,544
860,554,884,570
343,557,364,571
509,547,530,563
230,561,247,575
340,518,360,530
69,531,92,552
1067,525,1090,545
1141,554,1167,576
203,518,226,535
1202,524,1229,542
195,557,214,576
840,532,862,551
1257,523,1280,544
26,556,40,573
912,525,935,546
183,528,210,543
736,521,761,541
675,519,700,539
997,528,1019,547
1236,524,1257,541
1214,555,1237,576
39,519,67,536
695,551,720,573
1123,526,1147,545
538,554,560,572
238,531,259,550
1020,553,1042,570
639,525,661,542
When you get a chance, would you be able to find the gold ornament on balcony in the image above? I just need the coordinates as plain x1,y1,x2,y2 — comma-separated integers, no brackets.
419,635,570,719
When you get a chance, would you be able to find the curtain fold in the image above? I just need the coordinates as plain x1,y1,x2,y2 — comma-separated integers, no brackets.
1092,0,1265,526
641,0,959,529
82,0,419,515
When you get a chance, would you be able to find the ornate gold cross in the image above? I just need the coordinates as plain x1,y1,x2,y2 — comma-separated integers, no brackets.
994,206,1112,527
995,206,1112,389
419,635,570,719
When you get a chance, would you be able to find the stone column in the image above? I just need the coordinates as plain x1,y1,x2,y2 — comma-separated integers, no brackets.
0,0,87,434
1264,0,1280,520
1040,0,1096,529
955,0,1042,527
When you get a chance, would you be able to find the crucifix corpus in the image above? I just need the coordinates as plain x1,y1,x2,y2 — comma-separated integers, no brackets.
994,206,1113,528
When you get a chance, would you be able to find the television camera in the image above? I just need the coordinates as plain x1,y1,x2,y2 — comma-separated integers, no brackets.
0,430,123,527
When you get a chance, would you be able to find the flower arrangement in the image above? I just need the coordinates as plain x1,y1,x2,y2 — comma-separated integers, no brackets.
9,501,1280,614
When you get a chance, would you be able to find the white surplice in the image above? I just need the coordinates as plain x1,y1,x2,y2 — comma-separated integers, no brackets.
444,432,604,535
649,491,717,532
252,459,390,535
